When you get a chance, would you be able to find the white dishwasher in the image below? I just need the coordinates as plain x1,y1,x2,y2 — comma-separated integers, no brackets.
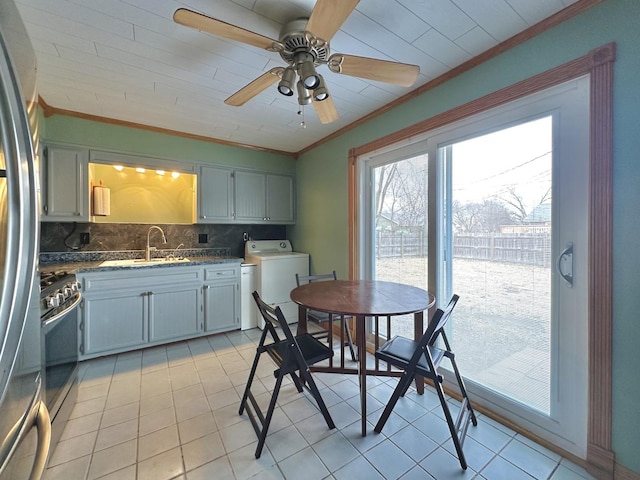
240,263,257,330
244,240,309,326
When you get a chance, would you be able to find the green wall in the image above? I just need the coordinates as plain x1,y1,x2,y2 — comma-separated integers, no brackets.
292,0,640,474
42,114,296,174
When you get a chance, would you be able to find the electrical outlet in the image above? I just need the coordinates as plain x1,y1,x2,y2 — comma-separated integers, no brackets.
80,232,90,244
198,233,208,244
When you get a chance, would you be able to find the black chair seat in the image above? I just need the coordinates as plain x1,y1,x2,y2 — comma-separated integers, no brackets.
377,336,446,377
267,333,334,368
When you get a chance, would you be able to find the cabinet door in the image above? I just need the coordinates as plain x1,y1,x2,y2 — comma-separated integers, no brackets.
149,285,201,342
42,145,89,221
234,170,266,222
81,291,146,356
266,174,294,223
204,282,239,333
198,165,233,223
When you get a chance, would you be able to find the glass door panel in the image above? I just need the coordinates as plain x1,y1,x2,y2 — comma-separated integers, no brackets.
444,117,553,414
372,154,428,339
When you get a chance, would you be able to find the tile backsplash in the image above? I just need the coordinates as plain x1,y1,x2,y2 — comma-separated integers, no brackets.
40,222,286,258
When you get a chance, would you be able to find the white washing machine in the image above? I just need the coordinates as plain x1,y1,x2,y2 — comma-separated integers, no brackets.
244,240,309,326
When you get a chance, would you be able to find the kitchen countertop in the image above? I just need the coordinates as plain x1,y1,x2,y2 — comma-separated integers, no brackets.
40,248,245,274
44,256,243,274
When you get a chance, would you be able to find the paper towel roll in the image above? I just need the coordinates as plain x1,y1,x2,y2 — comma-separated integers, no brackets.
93,185,111,216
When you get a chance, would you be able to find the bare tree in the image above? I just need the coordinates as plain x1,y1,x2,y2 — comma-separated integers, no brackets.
501,186,552,223
374,156,427,230
453,199,514,233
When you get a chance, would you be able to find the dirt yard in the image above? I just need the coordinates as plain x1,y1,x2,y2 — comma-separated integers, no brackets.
375,256,551,376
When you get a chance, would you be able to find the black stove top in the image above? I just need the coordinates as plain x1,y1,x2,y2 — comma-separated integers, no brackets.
40,270,76,295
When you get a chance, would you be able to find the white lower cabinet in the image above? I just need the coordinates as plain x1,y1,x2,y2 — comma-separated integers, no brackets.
148,285,201,342
81,289,147,356
203,265,240,333
78,263,239,359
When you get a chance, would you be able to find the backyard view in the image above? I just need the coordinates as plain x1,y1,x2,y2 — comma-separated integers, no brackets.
373,117,553,414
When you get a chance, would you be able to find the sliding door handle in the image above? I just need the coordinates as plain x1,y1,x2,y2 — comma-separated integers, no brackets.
556,242,573,287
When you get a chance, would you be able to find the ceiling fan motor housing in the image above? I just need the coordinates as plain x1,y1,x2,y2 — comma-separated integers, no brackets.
278,18,329,66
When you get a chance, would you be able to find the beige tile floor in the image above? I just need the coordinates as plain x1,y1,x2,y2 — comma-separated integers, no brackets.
43,329,598,480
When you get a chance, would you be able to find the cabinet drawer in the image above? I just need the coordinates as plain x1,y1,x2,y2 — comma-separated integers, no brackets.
81,267,202,294
204,266,239,281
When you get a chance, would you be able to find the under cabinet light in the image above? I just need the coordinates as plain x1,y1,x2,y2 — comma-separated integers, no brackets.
171,171,180,179
156,170,165,176
136,167,146,173
113,165,124,171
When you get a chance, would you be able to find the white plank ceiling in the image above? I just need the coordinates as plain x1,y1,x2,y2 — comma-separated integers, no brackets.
15,0,578,154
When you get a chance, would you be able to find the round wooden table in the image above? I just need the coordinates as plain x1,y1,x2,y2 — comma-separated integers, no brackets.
291,280,435,436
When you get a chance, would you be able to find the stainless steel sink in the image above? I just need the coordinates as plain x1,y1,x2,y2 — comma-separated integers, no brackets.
99,257,190,267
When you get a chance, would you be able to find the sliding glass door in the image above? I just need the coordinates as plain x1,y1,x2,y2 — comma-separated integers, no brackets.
360,77,590,456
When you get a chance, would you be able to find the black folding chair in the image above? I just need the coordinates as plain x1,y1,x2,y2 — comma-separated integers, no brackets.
374,294,477,470
239,291,336,458
295,271,357,361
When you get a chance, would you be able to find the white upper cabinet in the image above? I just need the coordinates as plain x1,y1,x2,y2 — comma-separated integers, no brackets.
234,170,294,224
41,144,89,221
234,170,266,222
266,173,294,223
198,165,234,223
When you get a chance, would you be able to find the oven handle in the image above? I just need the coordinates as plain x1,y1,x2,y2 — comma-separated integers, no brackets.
42,293,82,330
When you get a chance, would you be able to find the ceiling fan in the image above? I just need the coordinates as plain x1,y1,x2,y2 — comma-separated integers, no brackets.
173,0,420,124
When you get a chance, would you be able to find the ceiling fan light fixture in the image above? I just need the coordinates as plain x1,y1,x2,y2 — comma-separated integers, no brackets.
277,67,296,96
313,75,329,101
295,52,320,90
296,80,312,105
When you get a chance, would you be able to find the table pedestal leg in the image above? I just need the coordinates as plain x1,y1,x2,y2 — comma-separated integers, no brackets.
414,310,425,394
357,314,367,436
297,305,308,335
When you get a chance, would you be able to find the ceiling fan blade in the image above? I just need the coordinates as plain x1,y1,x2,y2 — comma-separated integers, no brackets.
174,8,281,51
328,54,420,87
306,0,359,42
225,68,283,106
313,96,339,124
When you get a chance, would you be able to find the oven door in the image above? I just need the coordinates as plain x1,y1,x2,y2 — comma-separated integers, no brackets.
41,292,81,450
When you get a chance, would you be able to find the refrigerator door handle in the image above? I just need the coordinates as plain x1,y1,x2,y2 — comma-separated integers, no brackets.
0,378,50,480
30,402,51,480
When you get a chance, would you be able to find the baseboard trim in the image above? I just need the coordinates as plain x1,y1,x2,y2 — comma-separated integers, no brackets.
616,464,640,480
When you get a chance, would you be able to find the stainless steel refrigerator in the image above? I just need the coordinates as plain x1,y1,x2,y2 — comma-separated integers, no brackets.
0,0,50,478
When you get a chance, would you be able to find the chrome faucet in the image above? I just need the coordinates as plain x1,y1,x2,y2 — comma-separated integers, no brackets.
145,225,167,261
167,243,185,260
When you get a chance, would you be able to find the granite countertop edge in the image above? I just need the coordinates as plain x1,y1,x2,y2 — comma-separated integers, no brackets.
46,256,244,274
40,248,244,273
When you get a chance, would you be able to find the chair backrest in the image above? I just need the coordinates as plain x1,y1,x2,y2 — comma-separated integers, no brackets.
409,294,459,365
252,290,296,345
295,270,337,287
428,294,459,346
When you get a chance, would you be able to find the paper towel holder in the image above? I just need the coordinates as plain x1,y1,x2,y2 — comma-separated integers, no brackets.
93,180,111,216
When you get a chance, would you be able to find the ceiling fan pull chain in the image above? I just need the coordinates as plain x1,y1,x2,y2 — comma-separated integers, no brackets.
298,106,307,129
